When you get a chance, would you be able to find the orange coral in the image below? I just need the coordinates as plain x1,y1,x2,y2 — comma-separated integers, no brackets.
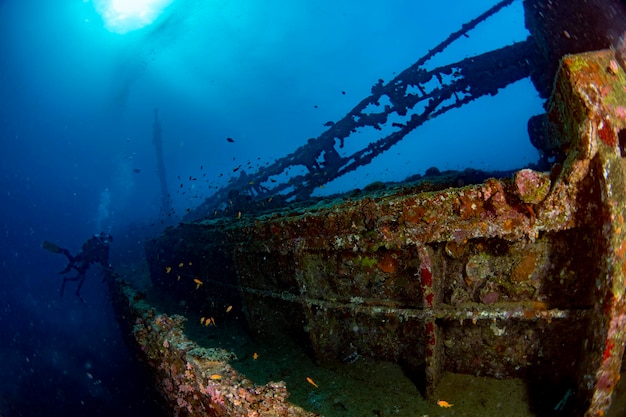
377,252,397,273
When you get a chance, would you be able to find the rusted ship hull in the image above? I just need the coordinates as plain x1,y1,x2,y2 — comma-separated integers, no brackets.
117,49,626,417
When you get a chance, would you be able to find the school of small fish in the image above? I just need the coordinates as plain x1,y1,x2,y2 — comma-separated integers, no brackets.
200,317,216,327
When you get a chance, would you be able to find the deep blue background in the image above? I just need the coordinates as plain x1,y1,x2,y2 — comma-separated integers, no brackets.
0,0,542,415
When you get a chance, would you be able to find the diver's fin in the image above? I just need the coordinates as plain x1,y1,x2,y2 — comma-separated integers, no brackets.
42,240,63,254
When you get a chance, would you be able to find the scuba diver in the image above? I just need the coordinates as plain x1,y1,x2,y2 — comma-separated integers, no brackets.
42,233,114,302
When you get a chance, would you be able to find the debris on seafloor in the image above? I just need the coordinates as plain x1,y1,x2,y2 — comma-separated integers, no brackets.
110,279,318,417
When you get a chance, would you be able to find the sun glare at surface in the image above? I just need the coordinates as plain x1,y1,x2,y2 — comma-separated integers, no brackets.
94,0,173,34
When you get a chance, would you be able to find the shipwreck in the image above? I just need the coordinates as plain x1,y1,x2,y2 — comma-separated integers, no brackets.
110,1,626,416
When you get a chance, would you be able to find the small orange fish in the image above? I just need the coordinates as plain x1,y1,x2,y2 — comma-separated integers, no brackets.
237,211,242,219
200,317,206,325
178,262,184,268
193,278,203,289
306,377,318,388
165,266,172,273
210,374,222,380
205,317,216,327
437,400,453,408
253,352,258,360
226,305,233,313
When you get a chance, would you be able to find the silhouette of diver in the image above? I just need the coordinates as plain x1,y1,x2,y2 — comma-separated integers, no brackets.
43,233,114,302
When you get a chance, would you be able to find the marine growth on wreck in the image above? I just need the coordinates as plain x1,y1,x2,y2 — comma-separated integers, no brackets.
107,2,626,416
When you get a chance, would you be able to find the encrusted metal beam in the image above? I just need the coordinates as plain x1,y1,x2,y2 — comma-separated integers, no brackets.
185,1,533,220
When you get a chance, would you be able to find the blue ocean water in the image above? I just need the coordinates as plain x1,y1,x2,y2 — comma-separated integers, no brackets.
0,1,542,415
